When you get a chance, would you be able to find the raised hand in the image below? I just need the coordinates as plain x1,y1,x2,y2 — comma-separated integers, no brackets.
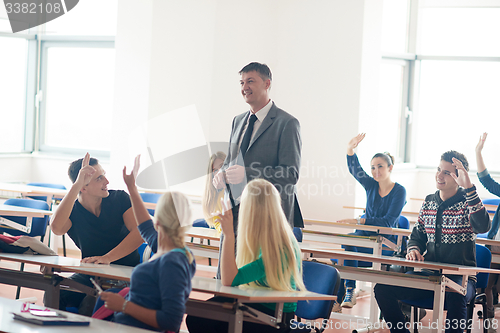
475,132,488,154
75,153,95,189
347,133,366,155
450,157,473,189
219,198,234,236
123,155,141,189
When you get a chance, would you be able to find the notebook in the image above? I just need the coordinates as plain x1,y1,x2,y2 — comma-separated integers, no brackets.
12,311,90,326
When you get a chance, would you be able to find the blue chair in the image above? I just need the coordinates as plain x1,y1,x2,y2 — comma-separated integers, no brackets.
294,261,341,332
139,192,162,216
26,183,67,255
138,242,154,263
0,198,50,299
26,182,66,205
0,198,50,240
191,218,213,265
293,227,303,242
402,244,491,333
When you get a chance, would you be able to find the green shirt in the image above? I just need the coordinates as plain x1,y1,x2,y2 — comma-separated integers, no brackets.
231,254,297,313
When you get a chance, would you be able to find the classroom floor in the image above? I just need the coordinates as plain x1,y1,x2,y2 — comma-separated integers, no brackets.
1,256,499,333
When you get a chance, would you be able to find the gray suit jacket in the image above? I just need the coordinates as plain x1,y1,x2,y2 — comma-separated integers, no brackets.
223,102,303,228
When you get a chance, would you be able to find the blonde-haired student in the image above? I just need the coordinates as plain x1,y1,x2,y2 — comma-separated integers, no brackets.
97,156,196,333
202,151,226,232
186,178,306,333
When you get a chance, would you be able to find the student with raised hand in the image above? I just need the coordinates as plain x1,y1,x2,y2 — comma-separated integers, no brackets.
476,132,500,324
335,133,406,311
374,150,490,333
97,155,196,332
50,153,143,314
202,151,226,233
186,178,306,333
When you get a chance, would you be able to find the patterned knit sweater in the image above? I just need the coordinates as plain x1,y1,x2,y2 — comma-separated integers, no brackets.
408,188,490,270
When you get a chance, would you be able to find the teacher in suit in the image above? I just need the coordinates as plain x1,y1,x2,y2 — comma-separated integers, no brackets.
213,62,303,231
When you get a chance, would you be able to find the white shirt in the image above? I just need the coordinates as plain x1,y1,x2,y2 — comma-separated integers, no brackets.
237,99,273,150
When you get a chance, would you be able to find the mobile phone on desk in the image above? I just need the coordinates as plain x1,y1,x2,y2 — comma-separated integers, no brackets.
89,277,103,293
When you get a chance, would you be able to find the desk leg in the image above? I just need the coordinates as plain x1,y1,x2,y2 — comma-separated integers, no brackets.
228,307,243,333
368,239,383,326
432,278,446,333
44,284,60,309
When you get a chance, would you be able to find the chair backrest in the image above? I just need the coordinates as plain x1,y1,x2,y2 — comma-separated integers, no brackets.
476,243,492,289
26,183,67,205
0,198,50,238
398,215,410,252
293,227,303,243
139,192,162,216
192,218,210,228
137,243,154,263
398,215,409,229
295,261,341,321
482,198,500,214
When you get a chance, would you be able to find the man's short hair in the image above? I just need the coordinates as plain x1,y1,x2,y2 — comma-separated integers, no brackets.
239,62,272,82
68,157,99,183
441,150,469,175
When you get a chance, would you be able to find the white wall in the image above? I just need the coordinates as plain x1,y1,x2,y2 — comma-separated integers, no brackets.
109,0,388,222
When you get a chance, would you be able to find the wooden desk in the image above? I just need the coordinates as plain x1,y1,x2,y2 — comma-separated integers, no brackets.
304,219,411,251
0,204,53,234
0,252,335,333
301,246,500,333
187,276,336,333
0,182,68,205
343,205,420,219
0,296,153,332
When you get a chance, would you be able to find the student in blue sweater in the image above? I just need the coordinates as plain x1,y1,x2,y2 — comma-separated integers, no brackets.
476,132,500,323
97,156,196,332
336,133,407,311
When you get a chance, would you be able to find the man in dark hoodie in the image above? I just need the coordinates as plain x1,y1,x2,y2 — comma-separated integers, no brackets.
374,150,491,333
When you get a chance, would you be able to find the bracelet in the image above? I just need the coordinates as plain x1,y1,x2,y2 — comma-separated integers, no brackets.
465,184,476,193
121,300,128,313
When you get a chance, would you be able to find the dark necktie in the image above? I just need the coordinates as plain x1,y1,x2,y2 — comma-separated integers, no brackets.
239,114,257,158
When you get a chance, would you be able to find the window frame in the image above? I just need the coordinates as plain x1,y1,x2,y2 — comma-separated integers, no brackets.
37,38,114,157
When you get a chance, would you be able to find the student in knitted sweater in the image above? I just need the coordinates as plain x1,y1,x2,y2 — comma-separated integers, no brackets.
374,150,490,333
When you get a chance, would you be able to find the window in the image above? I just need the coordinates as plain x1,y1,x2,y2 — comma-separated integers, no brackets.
415,60,500,168
376,61,409,162
412,4,500,169
40,43,115,154
0,0,117,155
0,37,28,152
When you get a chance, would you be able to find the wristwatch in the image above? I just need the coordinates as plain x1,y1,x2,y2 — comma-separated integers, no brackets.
356,216,361,224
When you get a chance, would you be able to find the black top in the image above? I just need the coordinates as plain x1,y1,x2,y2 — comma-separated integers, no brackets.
68,190,140,267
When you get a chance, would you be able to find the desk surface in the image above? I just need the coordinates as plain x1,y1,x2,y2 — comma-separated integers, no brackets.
0,296,153,333
187,227,220,241
0,204,53,217
191,276,336,302
0,253,80,267
0,183,68,198
304,220,412,236
301,246,500,275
